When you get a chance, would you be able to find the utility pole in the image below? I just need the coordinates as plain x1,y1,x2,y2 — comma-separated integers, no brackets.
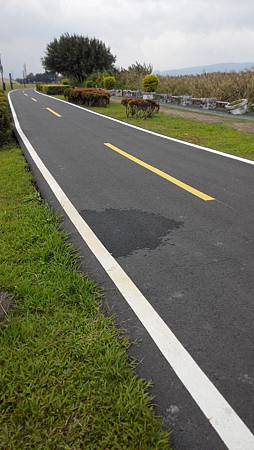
0,54,6,91
23,63,27,87
9,73,13,90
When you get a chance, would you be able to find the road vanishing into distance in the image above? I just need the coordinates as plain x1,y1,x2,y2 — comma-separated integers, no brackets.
9,89,254,450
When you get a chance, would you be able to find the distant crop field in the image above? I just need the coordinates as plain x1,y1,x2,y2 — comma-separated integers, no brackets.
158,70,254,102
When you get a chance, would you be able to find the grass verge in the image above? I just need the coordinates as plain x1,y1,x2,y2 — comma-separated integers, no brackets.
90,102,254,161
0,143,170,449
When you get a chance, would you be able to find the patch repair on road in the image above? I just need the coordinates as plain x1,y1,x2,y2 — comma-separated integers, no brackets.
80,208,183,258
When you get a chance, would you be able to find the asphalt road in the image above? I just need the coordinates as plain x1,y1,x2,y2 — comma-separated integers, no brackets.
9,89,254,450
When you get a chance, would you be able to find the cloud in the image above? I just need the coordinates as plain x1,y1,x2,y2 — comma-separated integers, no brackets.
1,0,254,78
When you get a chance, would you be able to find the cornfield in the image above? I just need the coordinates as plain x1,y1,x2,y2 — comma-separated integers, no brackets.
157,70,254,102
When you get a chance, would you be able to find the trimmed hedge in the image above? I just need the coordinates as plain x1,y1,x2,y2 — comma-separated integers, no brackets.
103,76,116,90
121,98,160,119
36,84,69,95
65,88,110,107
142,75,159,92
0,91,11,145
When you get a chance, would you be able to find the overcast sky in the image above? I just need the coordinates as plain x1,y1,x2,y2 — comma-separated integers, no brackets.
1,0,254,78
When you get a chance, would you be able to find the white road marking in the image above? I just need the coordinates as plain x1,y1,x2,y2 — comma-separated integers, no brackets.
8,91,254,449
35,89,254,166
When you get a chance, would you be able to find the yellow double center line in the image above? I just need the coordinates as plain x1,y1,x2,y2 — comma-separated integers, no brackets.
104,143,214,201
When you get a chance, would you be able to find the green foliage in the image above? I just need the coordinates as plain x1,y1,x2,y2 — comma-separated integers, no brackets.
85,71,110,88
121,97,159,119
37,84,69,95
65,87,110,107
116,62,153,90
42,33,116,83
0,92,11,145
86,80,95,88
143,74,159,92
103,76,116,90
128,61,153,75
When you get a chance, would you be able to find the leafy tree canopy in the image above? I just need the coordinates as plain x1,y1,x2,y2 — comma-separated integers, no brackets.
128,62,153,75
42,33,116,83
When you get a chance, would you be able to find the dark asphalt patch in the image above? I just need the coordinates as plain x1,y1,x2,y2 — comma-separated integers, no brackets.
80,208,183,257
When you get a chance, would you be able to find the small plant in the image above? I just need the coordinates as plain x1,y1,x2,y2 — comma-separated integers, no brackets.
121,98,159,119
103,76,116,90
65,87,110,107
142,75,159,92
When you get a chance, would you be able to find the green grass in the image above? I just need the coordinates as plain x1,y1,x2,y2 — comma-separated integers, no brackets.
0,143,170,449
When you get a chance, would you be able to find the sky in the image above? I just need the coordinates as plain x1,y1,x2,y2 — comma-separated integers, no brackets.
1,0,254,78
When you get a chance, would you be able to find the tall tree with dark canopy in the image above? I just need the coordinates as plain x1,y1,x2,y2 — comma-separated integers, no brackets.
42,33,116,83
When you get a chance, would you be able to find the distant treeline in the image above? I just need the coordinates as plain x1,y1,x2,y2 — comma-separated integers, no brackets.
157,70,254,102
16,72,57,84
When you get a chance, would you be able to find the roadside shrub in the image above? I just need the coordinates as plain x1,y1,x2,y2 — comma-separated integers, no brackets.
36,84,69,95
0,93,11,145
121,98,159,119
103,76,116,90
142,75,159,92
65,88,110,107
36,83,43,91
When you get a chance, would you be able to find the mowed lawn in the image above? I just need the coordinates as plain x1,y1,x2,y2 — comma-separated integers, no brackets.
89,101,254,161
0,144,170,449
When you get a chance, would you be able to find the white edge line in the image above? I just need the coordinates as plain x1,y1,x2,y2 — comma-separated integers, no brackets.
34,88,254,166
8,90,254,450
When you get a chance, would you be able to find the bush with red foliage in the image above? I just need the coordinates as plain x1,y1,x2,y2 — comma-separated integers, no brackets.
64,87,110,107
121,97,159,118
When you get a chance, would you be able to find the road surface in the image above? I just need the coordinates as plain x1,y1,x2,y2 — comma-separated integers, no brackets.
9,89,254,450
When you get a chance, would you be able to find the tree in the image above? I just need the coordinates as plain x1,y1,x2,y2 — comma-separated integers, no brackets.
103,76,116,89
42,33,116,84
116,62,153,90
128,61,153,75
16,71,56,84
142,74,159,92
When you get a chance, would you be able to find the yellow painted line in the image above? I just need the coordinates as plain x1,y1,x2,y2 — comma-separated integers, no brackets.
46,107,62,118
104,143,215,201
31,97,37,102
